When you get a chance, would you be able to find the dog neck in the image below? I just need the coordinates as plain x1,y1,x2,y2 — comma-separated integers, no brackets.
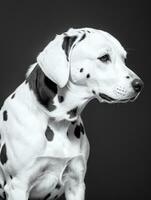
56,80,93,121
26,64,93,123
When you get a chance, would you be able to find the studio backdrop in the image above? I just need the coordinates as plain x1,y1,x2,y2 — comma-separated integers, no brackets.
0,1,150,200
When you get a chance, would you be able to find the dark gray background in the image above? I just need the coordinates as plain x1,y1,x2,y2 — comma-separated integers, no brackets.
0,1,150,200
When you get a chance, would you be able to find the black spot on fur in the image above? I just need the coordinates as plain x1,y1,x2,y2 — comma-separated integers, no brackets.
54,195,58,200
86,74,90,78
10,175,13,179
58,95,64,103
71,120,76,125
3,111,8,121
55,184,61,190
78,33,86,42
0,144,8,165
2,191,6,199
11,93,15,99
74,125,81,138
43,193,51,200
67,107,78,119
80,123,85,135
45,126,54,141
62,36,77,61
92,90,96,94
26,65,57,111
80,68,83,72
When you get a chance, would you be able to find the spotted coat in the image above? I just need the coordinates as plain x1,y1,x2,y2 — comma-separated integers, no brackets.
0,27,142,200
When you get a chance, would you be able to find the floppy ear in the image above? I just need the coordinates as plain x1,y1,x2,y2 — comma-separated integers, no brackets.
37,29,84,88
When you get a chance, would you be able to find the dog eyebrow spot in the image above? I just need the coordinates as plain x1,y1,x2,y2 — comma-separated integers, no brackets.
45,126,54,141
3,110,8,121
0,144,8,165
80,68,84,72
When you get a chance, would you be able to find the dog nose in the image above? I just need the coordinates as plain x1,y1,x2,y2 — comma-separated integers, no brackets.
131,78,144,93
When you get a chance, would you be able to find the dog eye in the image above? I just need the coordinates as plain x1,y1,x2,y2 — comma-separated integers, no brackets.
98,54,110,63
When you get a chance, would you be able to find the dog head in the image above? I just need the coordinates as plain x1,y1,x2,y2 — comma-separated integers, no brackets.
37,28,144,103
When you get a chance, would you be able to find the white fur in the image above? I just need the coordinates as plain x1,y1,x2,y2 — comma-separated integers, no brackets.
0,27,142,200
26,63,37,78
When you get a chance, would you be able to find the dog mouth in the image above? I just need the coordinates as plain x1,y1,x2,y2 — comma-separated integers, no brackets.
98,93,137,102
99,93,115,102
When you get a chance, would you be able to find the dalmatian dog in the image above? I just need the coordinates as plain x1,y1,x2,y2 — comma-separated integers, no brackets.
0,28,143,200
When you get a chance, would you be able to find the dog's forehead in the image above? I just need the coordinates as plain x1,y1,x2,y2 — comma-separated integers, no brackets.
72,28,127,57
91,30,127,57
99,31,127,56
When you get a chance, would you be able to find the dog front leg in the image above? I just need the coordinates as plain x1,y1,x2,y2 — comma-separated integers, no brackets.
65,181,85,200
64,156,86,200
4,177,28,200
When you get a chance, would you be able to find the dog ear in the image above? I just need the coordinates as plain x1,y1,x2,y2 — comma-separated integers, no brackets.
37,28,85,88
